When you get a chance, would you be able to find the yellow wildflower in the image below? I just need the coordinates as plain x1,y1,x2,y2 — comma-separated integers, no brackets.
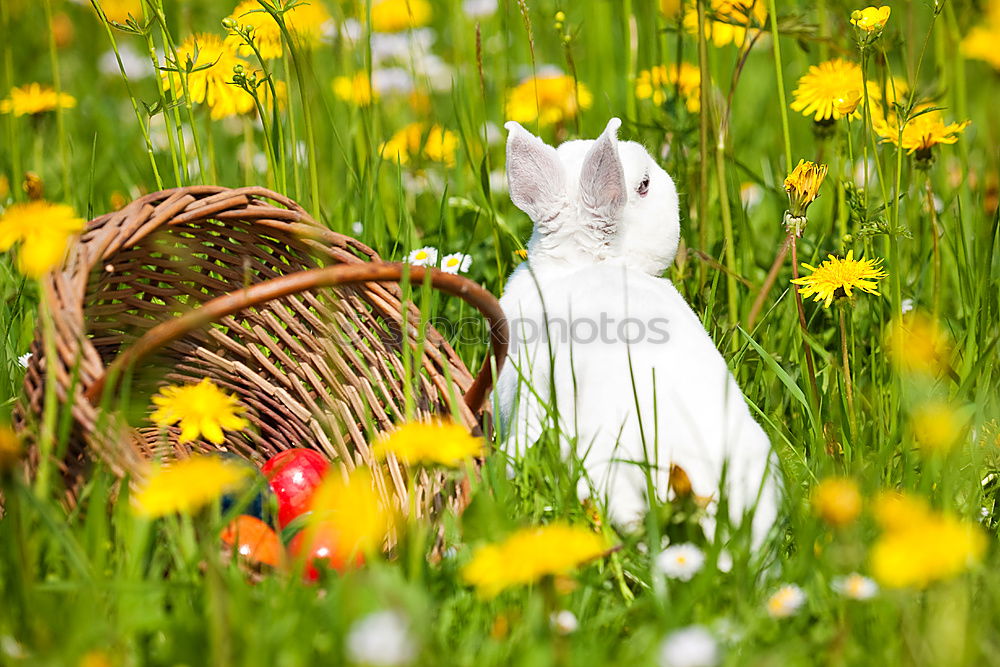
224,0,331,59
660,0,682,17
374,419,483,467
92,0,142,24
306,467,394,557
380,122,458,167
368,0,432,33
0,201,85,277
885,311,952,376
505,73,593,127
783,159,828,218
332,72,377,106
963,22,1000,70
874,105,970,157
462,523,609,597
791,250,886,308
682,0,766,48
166,34,255,120
635,62,701,113
910,401,966,455
870,491,985,589
850,6,890,32
834,87,863,116
132,455,251,518
790,59,864,122
150,377,249,444
811,477,862,527
0,425,23,474
0,83,76,117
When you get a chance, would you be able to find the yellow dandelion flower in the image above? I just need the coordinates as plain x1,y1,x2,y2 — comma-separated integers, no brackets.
505,73,593,127
0,424,24,474
963,21,1000,70
165,34,255,120
461,523,609,597
0,201,85,277
306,467,394,557
92,0,142,24
784,159,828,218
0,83,76,117
790,59,864,122
635,62,701,113
132,455,251,518
791,250,887,308
850,6,890,32
874,105,970,156
374,419,483,467
225,0,331,59
682,0,767,48
885,311,952,376
870,492,985,589
379,122,458,167
910,401,966,455
368,0,432,33
150,377,249,444
332,72,377,106
811,477,862,527
660,0,682,17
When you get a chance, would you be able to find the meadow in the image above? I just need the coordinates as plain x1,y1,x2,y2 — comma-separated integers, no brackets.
1,0,1000,665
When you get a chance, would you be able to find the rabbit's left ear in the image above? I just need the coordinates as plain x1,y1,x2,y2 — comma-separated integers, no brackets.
579,118,626,226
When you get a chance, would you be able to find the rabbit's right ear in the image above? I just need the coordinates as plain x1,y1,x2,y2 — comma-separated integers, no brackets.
579,118,626,228
505,121,567,228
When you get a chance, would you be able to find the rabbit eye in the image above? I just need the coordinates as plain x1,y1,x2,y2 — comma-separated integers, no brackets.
637,175,650,197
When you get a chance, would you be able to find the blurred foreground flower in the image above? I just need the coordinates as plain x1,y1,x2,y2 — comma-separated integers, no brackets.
462,523,608,597
374,419,483,467
332,72,377,106
0,201,84,277
365,0,432,33
133,456,251,518
635,63,701,113
658,625,720,667
850,6,890,33
910,401,966,455
791,251,886,308
832,573,878,600
811,477,862,527
885,311,953,376
151,377,249,444
766,584,806,618
505,73,592,127
380,122,458,166
306,467,394,558
225,0,331,59
682,0,766,48
790,59,863,123
871,492,985,588
656,543,706,581
440,252,472,274
0,83,76,117
346,610,417,666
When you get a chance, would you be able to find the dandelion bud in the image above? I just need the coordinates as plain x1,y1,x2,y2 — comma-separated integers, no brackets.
22,172,44,200
783,159,828,220
233,63,245,74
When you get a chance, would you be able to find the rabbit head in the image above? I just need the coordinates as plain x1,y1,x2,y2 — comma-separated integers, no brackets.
505,118,680,276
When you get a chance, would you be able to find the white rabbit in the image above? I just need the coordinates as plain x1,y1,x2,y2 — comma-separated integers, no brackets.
495,119,780,547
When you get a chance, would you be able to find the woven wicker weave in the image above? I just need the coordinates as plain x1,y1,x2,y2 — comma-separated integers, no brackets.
17,185,507,515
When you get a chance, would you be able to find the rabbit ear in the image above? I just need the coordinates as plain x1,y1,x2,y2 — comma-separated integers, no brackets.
579,118,626,225
505,121,567,228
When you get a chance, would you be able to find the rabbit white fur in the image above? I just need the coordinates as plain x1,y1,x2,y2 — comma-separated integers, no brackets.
496,119,780,546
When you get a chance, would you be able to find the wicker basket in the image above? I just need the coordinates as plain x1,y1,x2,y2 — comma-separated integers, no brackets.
16,185,507,516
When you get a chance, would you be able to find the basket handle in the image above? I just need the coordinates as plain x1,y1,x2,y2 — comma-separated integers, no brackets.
84,262,509,415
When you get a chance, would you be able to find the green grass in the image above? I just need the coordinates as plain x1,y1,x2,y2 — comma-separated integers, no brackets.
2,0,1000,664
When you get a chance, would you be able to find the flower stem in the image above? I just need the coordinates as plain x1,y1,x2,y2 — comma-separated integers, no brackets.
838,304,854,431
766,0,793,170
746,232,791,330
42,0,70,197
925,174,942,316
790,239,820,410
695,0,710,287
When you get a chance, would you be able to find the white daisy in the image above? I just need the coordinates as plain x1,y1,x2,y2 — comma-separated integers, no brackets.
658,625,720,667
17,352,32,369
440,252,472,274
462,0,497,18
550,610,579,635
346,610,417,666
407,247,438,266
766,584,806,618
832,573,878,600
655,543,705,582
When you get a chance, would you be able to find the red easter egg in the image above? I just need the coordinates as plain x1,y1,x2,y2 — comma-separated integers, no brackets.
288,522,365,581
261,449,330,528
221,515,282,568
